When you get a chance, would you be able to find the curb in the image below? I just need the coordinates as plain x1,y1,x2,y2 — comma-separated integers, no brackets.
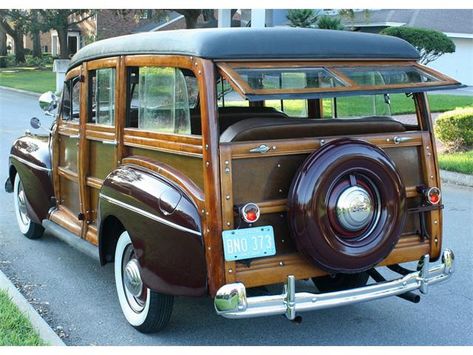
0,86,41,97
440,170,473,188
0,270,65,346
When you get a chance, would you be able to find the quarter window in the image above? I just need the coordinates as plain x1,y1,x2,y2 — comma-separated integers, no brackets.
127,66,195,134
89,68,116,125
61,76,80,122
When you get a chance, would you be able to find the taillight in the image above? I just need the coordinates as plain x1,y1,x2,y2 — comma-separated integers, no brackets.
426,187,441,205
240,203,260,223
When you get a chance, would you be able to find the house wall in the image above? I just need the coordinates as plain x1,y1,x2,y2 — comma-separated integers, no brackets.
428,37,473,86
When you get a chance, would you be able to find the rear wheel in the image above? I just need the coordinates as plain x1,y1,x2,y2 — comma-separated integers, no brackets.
114,231,173,333
312,272,369,293
13,174,44,239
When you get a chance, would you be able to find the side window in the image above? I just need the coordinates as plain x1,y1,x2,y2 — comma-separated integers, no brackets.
127,66,195,134
61,76,80,122
89,68,116,125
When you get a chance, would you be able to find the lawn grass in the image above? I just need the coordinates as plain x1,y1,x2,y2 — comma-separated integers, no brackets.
0,67,55,93
438,150,473,175
0,290,46,346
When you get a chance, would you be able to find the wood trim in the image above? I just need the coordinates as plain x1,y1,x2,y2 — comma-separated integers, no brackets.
197,58,226,296
219,145,237,283
57,166,79,181
124,55,195,70
226,132,423,160
123,135,203,157
65,66,81,81
78,62,90,233
235,235,430,288
58,126,80,136
87,57,119,70
49,206,81,237
85,224,98,245
123,128,202,145
121,156,205,210
85,130,116,142
86,176,103,190
116,56,127,165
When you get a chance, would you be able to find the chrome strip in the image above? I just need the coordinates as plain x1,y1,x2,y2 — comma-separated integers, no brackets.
99,193,201,237
215,249,455,319
9,154,51,172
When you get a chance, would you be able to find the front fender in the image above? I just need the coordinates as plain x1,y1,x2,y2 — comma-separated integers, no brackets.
8,135,54,223
98,164,207,297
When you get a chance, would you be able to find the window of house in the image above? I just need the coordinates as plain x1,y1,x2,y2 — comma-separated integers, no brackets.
61,76,80,122
127,66,196,135
89,68,116,125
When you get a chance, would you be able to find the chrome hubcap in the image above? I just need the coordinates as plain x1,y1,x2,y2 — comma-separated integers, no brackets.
336,186,373,231
124,258,143,298
17,182,30,226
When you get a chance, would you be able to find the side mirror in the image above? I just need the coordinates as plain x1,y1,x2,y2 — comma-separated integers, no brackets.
39,91,58,116
30,117,41,129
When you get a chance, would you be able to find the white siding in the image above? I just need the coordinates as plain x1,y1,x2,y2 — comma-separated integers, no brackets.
428,37,473,86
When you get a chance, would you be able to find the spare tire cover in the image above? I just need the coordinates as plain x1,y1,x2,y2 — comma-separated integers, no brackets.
288,139,407,274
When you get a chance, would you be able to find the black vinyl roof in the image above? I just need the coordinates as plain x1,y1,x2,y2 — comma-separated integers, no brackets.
69,28,420,69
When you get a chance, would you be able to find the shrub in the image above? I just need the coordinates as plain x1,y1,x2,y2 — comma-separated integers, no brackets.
317,16,344,30
287,9,320,28
24,54,54,68
434,107,473,151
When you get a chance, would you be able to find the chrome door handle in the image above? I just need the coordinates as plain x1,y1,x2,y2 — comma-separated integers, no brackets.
249,144,271,154
393,136,412,144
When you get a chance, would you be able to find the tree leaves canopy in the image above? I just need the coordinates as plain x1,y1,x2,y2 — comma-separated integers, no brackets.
381,26,456,65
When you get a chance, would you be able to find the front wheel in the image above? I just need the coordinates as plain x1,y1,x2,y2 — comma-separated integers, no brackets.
114,231,173,333
13,174,44,239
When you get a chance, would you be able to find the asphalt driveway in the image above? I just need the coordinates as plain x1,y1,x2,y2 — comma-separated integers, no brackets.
0,88,472,345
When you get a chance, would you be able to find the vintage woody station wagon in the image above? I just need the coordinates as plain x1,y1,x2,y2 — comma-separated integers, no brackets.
6,28,458,332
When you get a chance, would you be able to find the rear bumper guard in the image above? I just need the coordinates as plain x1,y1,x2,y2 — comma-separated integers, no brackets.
214,249,454,319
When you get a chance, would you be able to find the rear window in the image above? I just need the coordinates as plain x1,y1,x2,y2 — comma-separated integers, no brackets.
218,61,459,100
337,66,439,86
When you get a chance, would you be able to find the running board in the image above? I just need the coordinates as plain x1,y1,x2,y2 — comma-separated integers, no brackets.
42,220,100,262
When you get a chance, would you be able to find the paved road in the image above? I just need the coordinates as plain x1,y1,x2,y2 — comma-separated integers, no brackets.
0,88,472,345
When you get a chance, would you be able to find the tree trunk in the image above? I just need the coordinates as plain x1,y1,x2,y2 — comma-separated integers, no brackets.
0,27,7,67
184,15,199,29
13,31,25,63
57,27,69,59
32,30,41,58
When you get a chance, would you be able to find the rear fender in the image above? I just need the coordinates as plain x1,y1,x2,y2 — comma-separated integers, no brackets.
98,163,207,297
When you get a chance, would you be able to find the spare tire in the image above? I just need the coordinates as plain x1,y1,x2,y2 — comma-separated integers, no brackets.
288,138,407,274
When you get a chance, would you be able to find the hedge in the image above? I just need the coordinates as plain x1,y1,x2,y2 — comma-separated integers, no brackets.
434,107,473,150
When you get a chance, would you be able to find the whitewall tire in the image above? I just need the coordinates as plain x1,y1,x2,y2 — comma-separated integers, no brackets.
13,174,44,239
114,231,173,333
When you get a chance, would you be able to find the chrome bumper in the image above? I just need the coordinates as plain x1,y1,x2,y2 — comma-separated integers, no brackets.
214,249,454,320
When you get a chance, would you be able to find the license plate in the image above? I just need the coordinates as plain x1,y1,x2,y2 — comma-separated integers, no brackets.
222,226,276,261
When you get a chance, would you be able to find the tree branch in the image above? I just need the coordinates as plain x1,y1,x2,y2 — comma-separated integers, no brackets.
68,11,95,27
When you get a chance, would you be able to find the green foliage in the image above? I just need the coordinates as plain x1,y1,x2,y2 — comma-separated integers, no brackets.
317,16,344,30
380,26,455,64
435,107,473,151
438,151,473,175
287,9,319,28
25,54,54,68
0,290,46,345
